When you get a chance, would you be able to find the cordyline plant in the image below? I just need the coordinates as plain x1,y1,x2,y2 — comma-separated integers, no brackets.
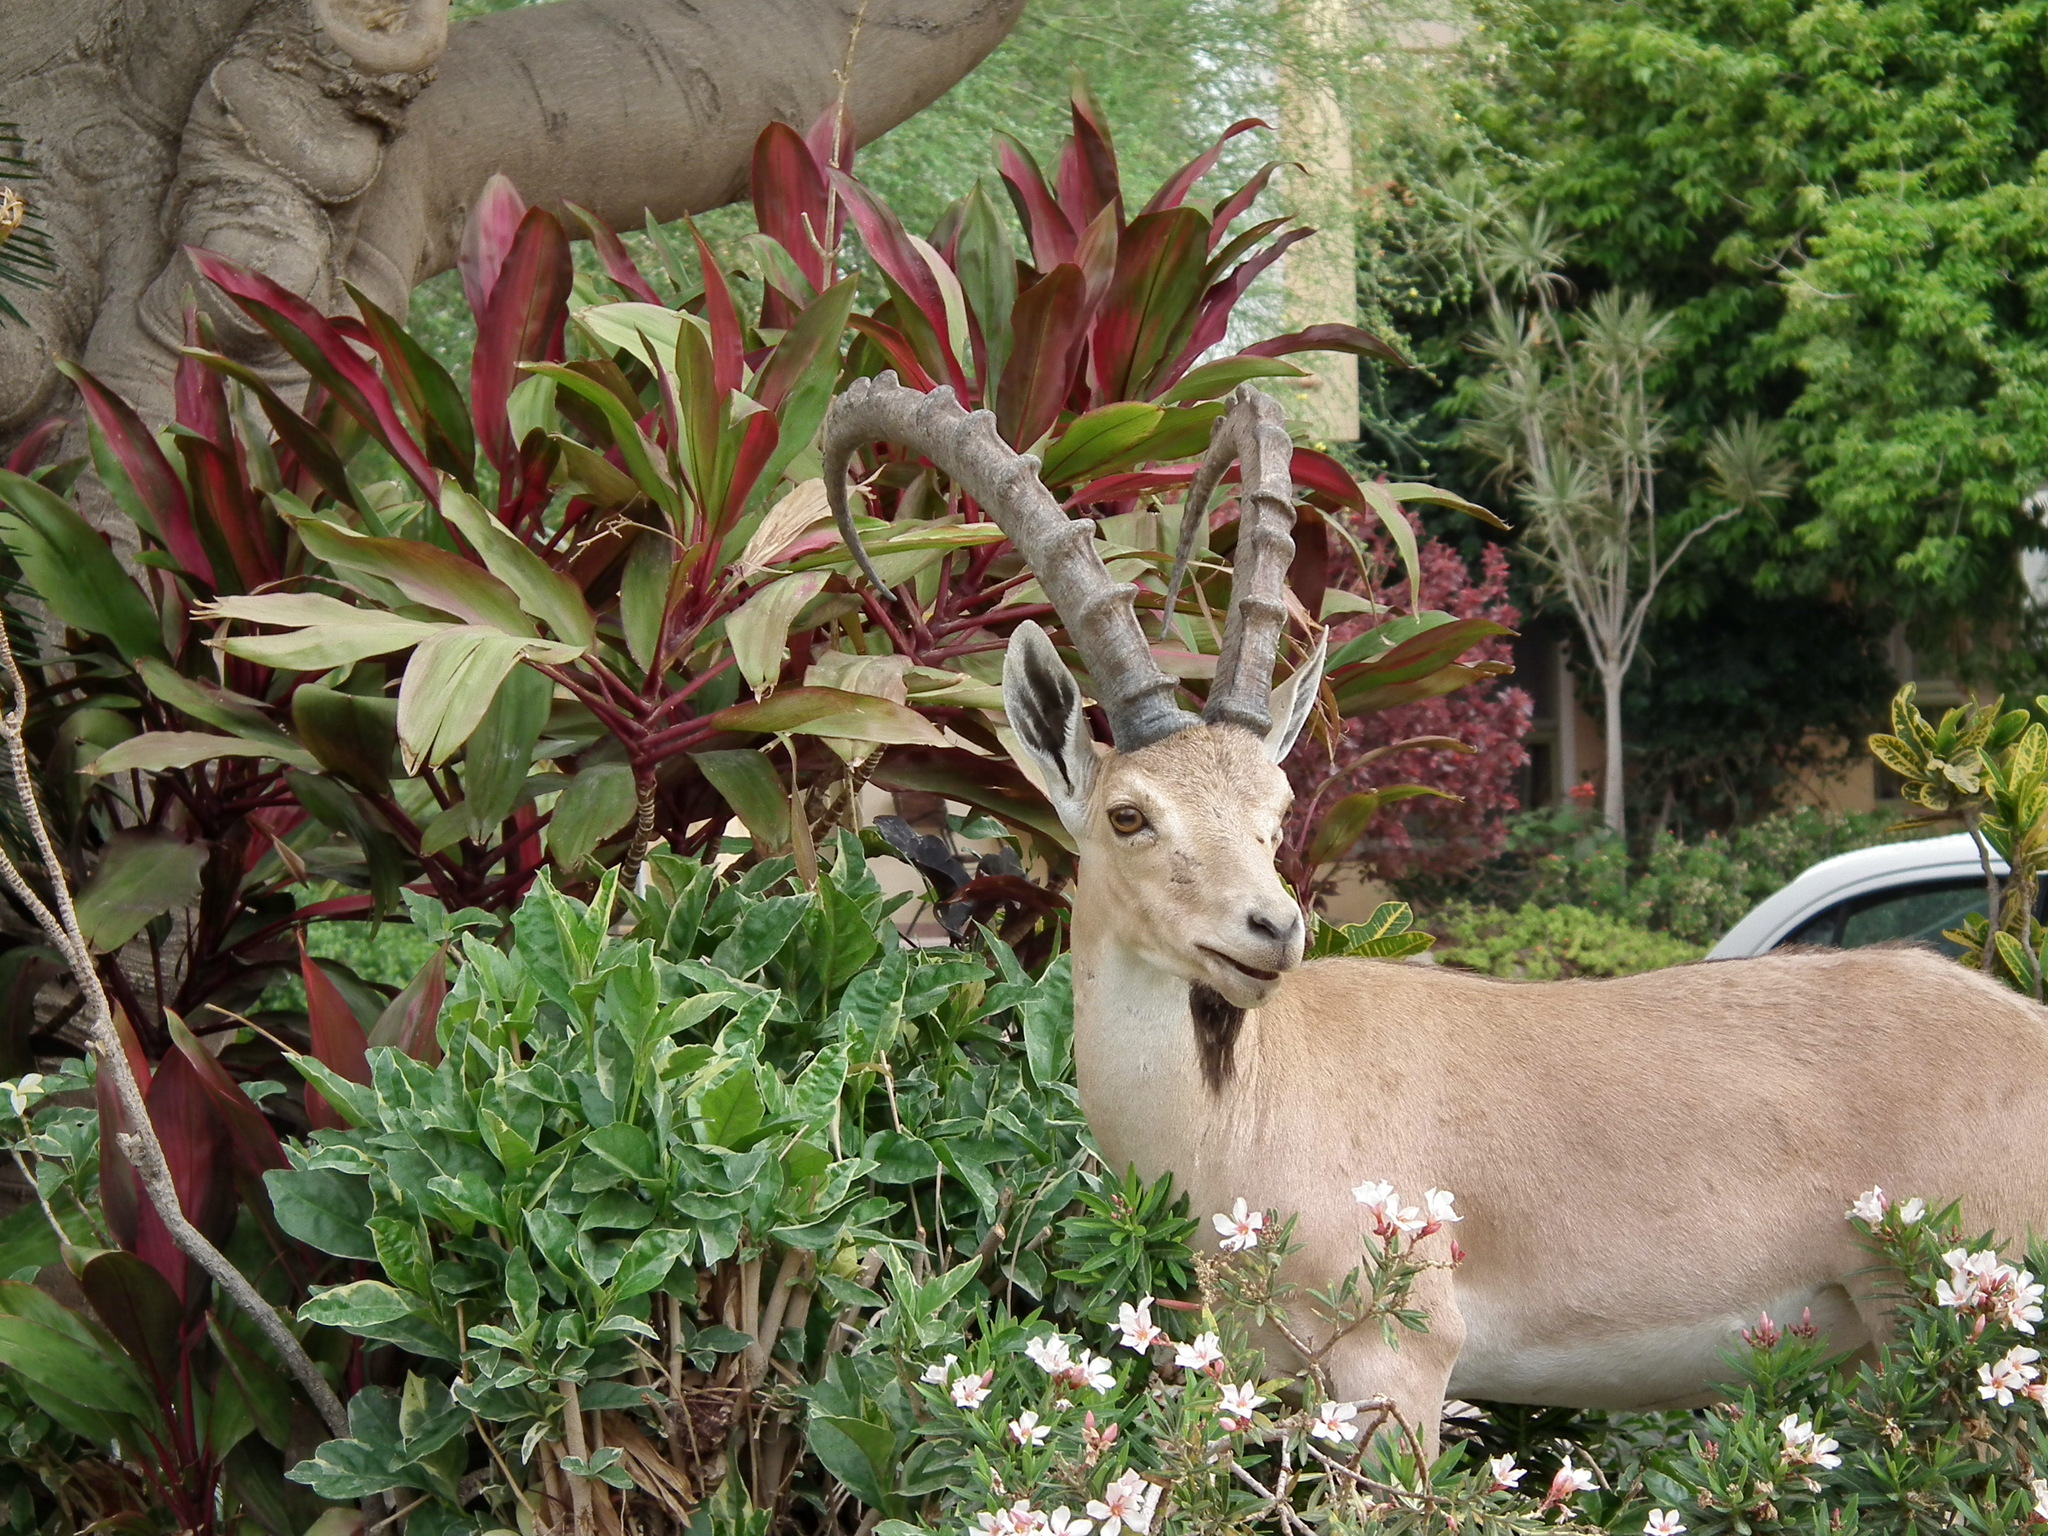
0,92,1511,1064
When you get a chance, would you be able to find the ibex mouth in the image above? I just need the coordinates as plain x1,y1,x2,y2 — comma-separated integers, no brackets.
1200,946,1279,983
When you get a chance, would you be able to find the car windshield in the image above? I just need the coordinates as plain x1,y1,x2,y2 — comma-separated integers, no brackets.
1781,878,1987,955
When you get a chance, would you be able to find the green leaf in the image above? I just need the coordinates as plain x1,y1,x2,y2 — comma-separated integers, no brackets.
439,484,597,648
133,657,309,761
1307,786,1457,868
292,685,399,795
203,592,453,671
0,469,162,661
612,1229,693,1300
861,1131,939,1184
74,831,206,952
728,572,829,697
695,1069,765,1149
398,627,561,770
464,663,552,838
544,761,638,872
807,1415,900,1513
1157,355,1309,404
0,1282,155,1420
84,731,302,777
265,1168,378,1260
1038,402,1166,486
709,687,946,747
293,516,535,636
693,749,791,850
1355,477,1422,602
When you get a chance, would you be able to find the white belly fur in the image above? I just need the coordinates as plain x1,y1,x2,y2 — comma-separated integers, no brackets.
1446,1283,1869,1409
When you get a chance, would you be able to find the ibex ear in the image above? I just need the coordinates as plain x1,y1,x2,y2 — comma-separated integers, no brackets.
1263,631,1327,763
1003,621,1096,832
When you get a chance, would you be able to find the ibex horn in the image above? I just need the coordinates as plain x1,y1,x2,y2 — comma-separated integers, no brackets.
1161,385,1299,737
823,373,1196,751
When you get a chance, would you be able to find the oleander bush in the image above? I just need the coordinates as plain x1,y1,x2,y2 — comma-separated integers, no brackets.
1428,902,1704,980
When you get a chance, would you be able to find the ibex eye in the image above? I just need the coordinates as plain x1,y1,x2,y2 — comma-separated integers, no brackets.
1108,806,1147,835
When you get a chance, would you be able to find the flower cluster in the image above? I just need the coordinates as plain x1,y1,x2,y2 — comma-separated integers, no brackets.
1937,1247,2046,1335
1023,1333,1117,1395
1350,1180,1460,1241
1846,1187,1925,1226
1778,1415,1842,1471
971,1501,1094,1536
1978,1343,2045,1407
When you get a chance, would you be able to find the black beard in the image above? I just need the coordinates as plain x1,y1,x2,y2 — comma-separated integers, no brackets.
1189,982,1246,1093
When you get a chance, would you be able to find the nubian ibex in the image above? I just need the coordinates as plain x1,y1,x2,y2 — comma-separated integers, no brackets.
825,373,2048,1449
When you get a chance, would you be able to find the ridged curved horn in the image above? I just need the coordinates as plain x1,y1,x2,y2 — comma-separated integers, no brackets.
824,372,1196,751
1161,385,1298,736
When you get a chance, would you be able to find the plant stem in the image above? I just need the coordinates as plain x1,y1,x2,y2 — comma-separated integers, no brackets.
0,618,350,1438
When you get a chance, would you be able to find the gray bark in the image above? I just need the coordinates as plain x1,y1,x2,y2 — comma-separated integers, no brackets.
1,0,1023,445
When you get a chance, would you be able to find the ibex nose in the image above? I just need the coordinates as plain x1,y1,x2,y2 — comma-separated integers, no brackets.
1246,907,1302,950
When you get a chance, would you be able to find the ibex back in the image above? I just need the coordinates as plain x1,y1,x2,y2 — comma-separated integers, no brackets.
826,374,2048,1450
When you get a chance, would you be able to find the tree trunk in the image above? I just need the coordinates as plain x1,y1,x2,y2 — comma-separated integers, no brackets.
1,0,1023,450
1600,659,1626,838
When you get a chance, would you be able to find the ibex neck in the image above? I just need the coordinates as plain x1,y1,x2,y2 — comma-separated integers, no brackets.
1068,883,1251,1186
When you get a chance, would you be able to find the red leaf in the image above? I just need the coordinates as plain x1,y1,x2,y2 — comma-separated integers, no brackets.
178,434,279,592
66,366,214,586
1159,227,1313,384
1210,163,1285,248
689,223,745,397
187,247,440,499
95,1009,150,1254
1064,466,1197,505
470,206,573,474
565,203,661,304
1055,85,1123,232
369,947,448,1065
134,1047,235,1302
847,316,940,392
2,417,63,475
1090,207,1212,401
300,933,370,1134
752,121,833,296
458,173,530,321
997,135,1077,270
1141,120,1270,216
1240,323,1408,369
1289,502,1330,622
805,100,856,175
1289,446,1367,511
996,264,1091,448
830,169,951,343
167,1015,287,1181
724,411,781,521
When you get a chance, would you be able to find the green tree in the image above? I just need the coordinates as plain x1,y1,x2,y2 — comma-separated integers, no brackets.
1458,0,2048,662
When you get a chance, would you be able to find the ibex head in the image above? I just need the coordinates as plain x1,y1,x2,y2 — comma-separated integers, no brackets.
825,375,1323,1007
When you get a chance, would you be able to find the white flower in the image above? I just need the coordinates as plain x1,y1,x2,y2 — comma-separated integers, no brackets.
1045,1509,1093,1536
3,1073,46,1119
1486,1453,1524,1490
2003,1269,2047,1334
1004,1503,1047,1535
1981,1344,2043,1405
2032,1477,2048,1520
1213,1197,1266,1253
971,1511,1012,1536
1352,1179,1421,1235
1938,1249,2046,1333
1117,1298,1166,1352
1541,1458,1596,1508
1025,1334,1074,1375
1421,1188,1461,1227
1899,1197,1926,1224
1069,1350,1116,1394
1778,1414,1840,1469
950,1371,992,1409
1009,1410,1052,1447
1174,1332,1224,1372
1216,1381,1264,1429
1087,1472,1160,1536
1308,1400,1359,1443
1643,1510,1686,1536
1848,1187,1887,1223
922,1353,958,1386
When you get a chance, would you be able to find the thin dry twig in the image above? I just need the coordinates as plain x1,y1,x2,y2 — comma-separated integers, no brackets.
0,615,350,1436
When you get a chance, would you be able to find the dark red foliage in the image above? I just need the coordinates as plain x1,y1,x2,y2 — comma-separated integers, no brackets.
1284,523,1532,889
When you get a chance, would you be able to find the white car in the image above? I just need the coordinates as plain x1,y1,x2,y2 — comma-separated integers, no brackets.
1708,832,2003,960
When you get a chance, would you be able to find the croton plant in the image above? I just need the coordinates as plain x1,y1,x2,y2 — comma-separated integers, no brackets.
0,91,1509,1067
